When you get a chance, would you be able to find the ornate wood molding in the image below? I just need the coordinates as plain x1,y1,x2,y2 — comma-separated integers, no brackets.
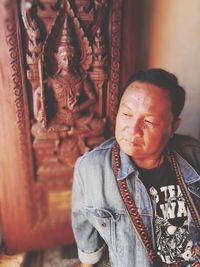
107,0,123,135
4,0,37,226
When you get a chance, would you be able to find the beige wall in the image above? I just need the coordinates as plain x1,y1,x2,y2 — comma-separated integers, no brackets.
136,0,200,139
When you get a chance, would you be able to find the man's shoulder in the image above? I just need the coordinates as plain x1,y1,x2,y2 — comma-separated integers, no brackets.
76,137,116,167
169,133,200,173
170,134,200,150
90,137,116,152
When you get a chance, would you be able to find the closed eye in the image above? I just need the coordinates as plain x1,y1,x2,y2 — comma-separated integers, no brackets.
122,112,132,117
144,119,159,126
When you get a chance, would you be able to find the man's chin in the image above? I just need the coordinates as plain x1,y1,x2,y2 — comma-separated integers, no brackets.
121,144,144,157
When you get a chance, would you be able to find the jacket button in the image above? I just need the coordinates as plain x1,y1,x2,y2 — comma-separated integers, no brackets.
101,222,106,227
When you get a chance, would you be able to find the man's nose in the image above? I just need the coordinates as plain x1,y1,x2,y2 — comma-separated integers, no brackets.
129,118,143,136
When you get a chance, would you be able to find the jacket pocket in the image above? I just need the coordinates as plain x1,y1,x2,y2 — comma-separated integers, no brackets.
85,207,120,248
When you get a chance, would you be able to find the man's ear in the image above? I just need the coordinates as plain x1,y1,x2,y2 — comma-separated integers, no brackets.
172,118,181,133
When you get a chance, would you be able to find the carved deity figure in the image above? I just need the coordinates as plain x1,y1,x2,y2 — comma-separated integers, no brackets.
49,17,101,137
31,13,106,174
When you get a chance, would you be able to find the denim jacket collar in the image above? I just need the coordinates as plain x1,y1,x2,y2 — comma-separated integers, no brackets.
172,151,200,184
117,145,200,184
117,148,137,180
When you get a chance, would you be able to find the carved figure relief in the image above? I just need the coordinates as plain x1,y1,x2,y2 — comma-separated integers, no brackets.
18,0,122,226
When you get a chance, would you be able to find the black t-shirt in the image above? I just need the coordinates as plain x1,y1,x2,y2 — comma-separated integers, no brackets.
138,157,195,264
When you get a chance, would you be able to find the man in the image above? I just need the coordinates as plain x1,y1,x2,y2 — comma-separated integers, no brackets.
72,69,200,267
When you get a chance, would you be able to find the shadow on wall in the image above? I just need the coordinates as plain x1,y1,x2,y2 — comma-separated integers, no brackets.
135,0,200,139
136,0,172,70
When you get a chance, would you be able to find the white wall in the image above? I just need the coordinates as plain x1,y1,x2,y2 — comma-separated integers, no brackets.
136,0,200,139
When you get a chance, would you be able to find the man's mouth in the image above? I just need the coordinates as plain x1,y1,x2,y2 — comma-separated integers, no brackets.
124,139,143,146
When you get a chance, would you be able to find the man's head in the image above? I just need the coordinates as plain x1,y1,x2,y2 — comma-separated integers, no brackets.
115,68,186,167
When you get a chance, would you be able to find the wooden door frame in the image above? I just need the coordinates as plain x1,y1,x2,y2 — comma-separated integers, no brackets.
0,0,76,253
0,0,138,253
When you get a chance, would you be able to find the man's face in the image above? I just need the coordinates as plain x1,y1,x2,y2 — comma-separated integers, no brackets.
115,81,180,162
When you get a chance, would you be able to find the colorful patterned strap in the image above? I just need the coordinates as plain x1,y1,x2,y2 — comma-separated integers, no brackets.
112,143,156,264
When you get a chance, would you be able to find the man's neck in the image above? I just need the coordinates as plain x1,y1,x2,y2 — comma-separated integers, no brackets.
133,154,164,170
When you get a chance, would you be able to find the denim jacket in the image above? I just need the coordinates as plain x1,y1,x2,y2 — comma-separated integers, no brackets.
72,134,200,267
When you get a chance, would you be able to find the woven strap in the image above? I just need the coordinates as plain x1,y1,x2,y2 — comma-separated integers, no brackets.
112,143,156,263
167,151,200,232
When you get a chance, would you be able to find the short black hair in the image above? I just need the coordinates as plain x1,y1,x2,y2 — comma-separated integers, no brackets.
124,68,185,118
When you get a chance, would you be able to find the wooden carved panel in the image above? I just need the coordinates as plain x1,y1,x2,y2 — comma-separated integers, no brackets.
0,0,124,253
21,0,109,182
